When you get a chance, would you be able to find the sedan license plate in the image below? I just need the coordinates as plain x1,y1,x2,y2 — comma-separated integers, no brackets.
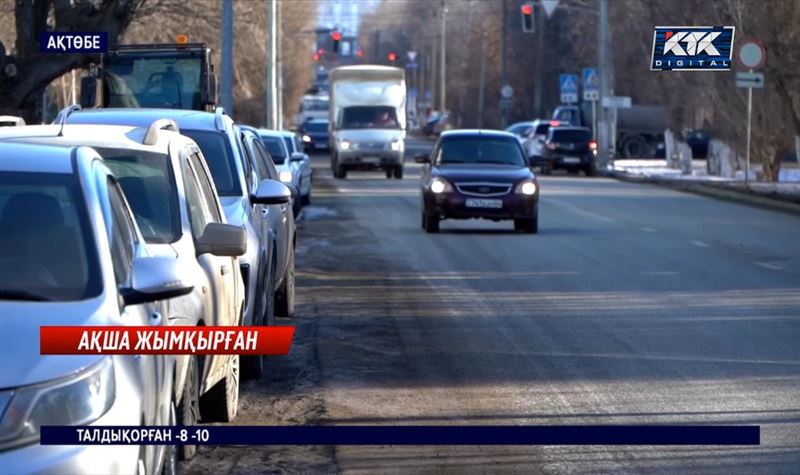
465,198,503,209
562,156,581,164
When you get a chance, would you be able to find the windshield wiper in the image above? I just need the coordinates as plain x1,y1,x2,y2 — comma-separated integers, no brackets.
478,161,517,165
0,288,53,302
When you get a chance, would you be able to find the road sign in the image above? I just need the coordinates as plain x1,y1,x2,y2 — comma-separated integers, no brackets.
501,84,514,99
737,40,765,69
736,71,764,89
541,0,559,18
407,51,418,62
559,74,578,104
582,68,599,101
601,96,631,108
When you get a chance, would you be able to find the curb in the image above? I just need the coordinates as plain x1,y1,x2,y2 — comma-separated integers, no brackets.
609,171,800,216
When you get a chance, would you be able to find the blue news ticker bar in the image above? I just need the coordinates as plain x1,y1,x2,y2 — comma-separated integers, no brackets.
41,425,760,446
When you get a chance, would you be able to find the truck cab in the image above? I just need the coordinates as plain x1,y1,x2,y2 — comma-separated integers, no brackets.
81,38,217,111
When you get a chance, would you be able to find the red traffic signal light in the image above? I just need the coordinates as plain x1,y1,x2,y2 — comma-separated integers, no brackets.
387,52,397,62
313,53,320,61
521,2,534,33
356,49,364,58
331,31,341,41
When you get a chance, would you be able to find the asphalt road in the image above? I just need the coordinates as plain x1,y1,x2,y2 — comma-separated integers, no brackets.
185,137,800,474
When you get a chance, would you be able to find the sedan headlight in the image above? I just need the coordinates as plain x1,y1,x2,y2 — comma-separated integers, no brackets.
279,170,294,183
339,140,351,151
429,177,453,194
515,180,537,196
0,358,115,450
389,140,402,151
302,134,311,143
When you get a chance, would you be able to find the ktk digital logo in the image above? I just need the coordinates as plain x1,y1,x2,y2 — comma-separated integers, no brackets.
651,26,735,71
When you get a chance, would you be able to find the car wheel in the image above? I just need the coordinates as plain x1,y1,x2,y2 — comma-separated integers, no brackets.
585,165,595,177
385,168,393,179
335,163,347,179
394,166,403,179
160,401,178,475
199,354,239,422
423,212,439,233
301,184,311,206
514,211,539,234
176,355,199,460
275,247,295,317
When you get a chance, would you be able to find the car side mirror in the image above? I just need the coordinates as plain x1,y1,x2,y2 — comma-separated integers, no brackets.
196,222,247,257
250,179,291,205
290,152,305,162
414,153,430,164
120,256,194,306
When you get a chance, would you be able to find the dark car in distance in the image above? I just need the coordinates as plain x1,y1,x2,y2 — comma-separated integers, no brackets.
299,119,330,152
416,130,540,234
539,126,596,176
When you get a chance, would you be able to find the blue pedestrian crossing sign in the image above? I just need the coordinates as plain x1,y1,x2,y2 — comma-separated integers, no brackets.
560,74,578,104
583,68,599,101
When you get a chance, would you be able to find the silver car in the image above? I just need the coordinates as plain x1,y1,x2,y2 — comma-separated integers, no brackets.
257,129,313,209
60,107,293,381
1,117,258,459
0,141,192,474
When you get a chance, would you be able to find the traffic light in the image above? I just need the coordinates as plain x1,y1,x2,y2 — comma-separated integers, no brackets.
356,49,364,58
521,3,534,33
313,53,320,61
387,52,397,63
331,31,341,54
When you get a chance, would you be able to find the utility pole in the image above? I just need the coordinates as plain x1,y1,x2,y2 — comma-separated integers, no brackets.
500,0,508,127
265,0,278,128
477,31,487,128
439,0,447,113
597,0,611,170
276,0,283,129
221,0,233,115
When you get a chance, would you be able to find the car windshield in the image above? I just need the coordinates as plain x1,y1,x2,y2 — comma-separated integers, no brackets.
181,129,241,196
259,136,287,164
302,98,328,111
551,129,591,142
305,122,328,132
96,148,180,244
437,136,526,166
0,172,102,301
105,55,202,110
341,106,399,129
282,136,294,154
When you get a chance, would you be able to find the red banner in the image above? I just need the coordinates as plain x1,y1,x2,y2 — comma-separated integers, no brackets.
40,326,295,355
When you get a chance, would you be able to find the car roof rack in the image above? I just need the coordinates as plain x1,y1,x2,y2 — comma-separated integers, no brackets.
57,104,82,137
143,119,180,146
214,107,227,131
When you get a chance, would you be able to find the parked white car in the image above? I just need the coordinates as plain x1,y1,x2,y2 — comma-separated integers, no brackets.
0,140,191,474
1,114,255,459
256,129,313,210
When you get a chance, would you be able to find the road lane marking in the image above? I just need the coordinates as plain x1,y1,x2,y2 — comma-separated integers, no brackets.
691,240,710,248
756,261,783,270
641,227,656,232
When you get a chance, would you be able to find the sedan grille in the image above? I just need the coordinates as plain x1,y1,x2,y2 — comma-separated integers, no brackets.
455,182,512,197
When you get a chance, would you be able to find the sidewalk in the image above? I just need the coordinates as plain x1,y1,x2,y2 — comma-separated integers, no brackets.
609,159,800,213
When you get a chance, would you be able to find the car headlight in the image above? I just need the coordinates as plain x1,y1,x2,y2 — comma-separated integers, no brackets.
429,177,452,194
516,181,537,196
279,170,294,183
302,135,311,143
339,140,350,150
389,140,402,151
0,358,115,450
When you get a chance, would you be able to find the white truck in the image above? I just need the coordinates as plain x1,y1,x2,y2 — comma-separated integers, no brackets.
293,93,329,128
328,65,407,179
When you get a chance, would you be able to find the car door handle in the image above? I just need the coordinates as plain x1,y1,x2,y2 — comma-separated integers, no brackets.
261,208,269,216
221,264,230,275
151,311,163,325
